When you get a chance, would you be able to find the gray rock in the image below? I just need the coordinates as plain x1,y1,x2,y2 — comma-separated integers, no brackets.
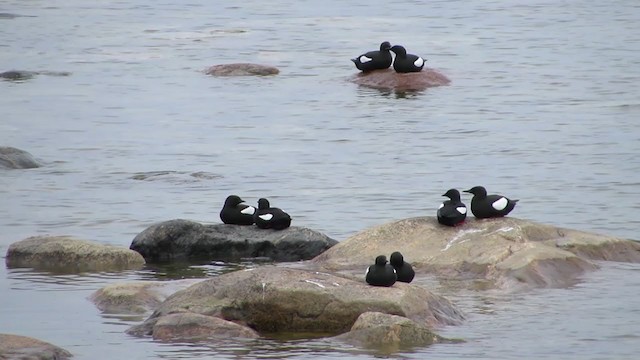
129,219,338,263
334,312,461,351
0,147,41,169
89,279,202,314
0,334,72,360
349,68,451,92
204,63,279,76
152,313,259,341
6,235,145,273
0,70,71,81
0,71,36,81
313,217,640,289
126,266,464,339
129,171,221,183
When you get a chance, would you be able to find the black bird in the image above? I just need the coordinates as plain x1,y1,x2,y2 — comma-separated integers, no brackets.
389,251,415,283
437,189,468,226
351,41,393,72
463,186,519,219
220,195,255,225
365,255,397,287
253,198,292,230
389,45,426,73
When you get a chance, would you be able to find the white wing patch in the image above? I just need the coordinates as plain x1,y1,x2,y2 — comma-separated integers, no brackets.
365,267,370,277
359,55,372,63
414,57,424,67
492,197,508,211
258,213,274,221
456,206,467,214
241,206,255,215
438,203,444,209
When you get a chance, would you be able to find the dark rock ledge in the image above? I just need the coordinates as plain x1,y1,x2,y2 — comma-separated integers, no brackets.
129,219,338,263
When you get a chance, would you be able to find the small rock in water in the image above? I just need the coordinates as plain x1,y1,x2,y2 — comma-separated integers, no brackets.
334,312,463,351
205,63,280,76
0,333,72,359
0,13,37,19
0,146,42,169
0,70,70,81
130,170,222,183
0,70,36,81
349,68,450,92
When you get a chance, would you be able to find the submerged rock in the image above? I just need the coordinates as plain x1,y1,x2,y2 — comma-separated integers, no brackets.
0,13,37,19
129,219,338,263
0,70,70,81
126,267,463,339
90,279,202,314
334,312,459,351
6,235,145,272
349,68,451,92
204,63,279,76
129,170,222,183
313,217,640,288
0,147,41,169
0,333,72,360
0,70,36,81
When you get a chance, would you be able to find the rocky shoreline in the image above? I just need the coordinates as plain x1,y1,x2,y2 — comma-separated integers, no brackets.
4,216,640,357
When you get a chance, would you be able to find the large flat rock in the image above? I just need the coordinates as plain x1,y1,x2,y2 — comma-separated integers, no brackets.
127,266,464,339
6,235,145,273
129,219,338,263
312,217,640,288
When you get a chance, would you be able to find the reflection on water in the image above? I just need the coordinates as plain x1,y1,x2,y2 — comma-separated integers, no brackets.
5,261,251,290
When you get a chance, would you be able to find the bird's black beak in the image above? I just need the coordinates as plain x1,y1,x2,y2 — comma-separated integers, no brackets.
441,193,447,197
463,189,472,193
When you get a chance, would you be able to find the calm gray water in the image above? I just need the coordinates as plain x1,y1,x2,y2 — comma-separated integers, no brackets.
1,0,639,358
